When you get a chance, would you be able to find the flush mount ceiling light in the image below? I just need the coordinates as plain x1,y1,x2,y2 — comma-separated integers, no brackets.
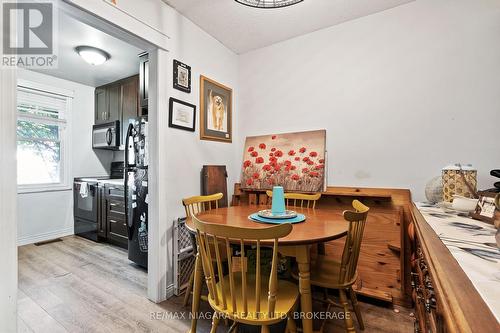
75,46,110,66
235,0,304,9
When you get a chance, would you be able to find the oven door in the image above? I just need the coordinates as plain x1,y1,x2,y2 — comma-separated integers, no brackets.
74,182,98,222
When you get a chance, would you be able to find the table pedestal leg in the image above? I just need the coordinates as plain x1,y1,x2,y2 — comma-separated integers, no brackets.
296,245,313,333
188,253,203,333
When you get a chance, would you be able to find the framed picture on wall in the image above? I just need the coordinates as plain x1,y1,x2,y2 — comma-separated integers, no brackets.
173,60,191,93
200,75,232,143
168,98,196,132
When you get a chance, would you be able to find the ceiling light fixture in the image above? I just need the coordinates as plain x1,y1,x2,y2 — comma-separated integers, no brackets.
235,0,304,9
75,46,110,66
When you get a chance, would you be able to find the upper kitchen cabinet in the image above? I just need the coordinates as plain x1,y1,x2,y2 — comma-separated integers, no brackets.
95,75,139,145
138,52,149,114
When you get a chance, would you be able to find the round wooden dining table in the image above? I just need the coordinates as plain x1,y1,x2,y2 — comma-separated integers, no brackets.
186,205,349,333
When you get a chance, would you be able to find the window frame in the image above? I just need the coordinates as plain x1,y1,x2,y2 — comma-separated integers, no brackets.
16,79,73,194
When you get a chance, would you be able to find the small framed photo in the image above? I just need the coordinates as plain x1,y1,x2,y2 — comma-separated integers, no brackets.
470,192,498,224
173,60,191,93
169,98,196,132
200,75,232,143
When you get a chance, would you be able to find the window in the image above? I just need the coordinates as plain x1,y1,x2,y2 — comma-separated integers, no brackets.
17,81,72,192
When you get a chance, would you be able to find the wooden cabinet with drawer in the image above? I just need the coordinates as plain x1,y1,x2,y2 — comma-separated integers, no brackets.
103,184,128,249
410,204,498,333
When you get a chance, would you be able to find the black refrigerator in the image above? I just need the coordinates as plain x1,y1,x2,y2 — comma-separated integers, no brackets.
125,116,148,268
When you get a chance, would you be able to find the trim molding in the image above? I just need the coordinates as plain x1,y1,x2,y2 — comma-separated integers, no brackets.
0,67,18,332
18,227,74,247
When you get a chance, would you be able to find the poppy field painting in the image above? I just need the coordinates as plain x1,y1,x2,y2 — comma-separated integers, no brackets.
241,130,326,192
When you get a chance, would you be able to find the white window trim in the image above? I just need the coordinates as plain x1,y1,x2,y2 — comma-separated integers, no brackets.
17,80,73,194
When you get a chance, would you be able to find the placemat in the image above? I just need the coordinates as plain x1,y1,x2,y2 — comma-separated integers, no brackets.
249,213,306,224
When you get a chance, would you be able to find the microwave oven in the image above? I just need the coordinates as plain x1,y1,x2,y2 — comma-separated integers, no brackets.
92,121,120,150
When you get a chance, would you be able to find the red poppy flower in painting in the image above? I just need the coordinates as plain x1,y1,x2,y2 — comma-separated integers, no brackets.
284,160,292,166
275,150,283,157
309,151,318,157
291,174,300,181
302,168,309,173
274,164,281,172
309,171,319,177
315,164,324,169
243,160,252,168
250,151,258,157
294,157,300,161
302,156,309,162
319,159,325,164
269,156,277,163
288,150,296,156
271,135,277,140
263,164,272,171
299,147,306,153
285,165,292,172
259,143,266,150
269,152,274,157
291,165,297,171
307,160,314,165
252,172,260,179
246,178,254,186
271,148,276,152
248,146,255,152
255,157,264,164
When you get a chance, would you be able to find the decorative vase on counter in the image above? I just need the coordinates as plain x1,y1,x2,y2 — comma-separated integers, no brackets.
442,164,477,203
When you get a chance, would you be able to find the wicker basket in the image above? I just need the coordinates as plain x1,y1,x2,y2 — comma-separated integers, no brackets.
442,164,477,202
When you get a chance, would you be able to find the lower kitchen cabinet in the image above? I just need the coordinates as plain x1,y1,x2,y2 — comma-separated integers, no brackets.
102,184,128,249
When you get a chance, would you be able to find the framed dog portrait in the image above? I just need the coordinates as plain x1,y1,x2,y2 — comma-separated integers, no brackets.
200,75,232,143
169,98,196,132
173,60,191,93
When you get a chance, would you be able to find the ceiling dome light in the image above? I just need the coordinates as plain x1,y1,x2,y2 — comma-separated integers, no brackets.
235,0,304,9
75,46,110,66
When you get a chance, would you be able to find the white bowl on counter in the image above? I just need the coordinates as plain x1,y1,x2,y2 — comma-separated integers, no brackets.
451,195,479,212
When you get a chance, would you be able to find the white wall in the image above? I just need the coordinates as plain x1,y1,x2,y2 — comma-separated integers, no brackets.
238,0,500,201
17,70,114,245
154,5,239,293
165,13,239,218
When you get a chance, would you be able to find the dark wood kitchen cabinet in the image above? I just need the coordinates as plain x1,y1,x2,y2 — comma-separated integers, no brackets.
103,184,128,249
95,75,139,145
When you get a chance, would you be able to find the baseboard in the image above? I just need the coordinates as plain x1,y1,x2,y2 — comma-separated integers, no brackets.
18,227,74,246
166,283,175,300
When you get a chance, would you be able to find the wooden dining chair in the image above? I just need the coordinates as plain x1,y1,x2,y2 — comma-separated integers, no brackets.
192,215,299,333
182,193,224,307
293,200,369,332
266,191,322,209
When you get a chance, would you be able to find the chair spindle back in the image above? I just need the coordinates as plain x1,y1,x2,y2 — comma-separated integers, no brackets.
192,216,292,320
266,191,321,209
339,200,369,285
183,193,223,218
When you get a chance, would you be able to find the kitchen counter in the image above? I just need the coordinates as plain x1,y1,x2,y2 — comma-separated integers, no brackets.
411,203,499,332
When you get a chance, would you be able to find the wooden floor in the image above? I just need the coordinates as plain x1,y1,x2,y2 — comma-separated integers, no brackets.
18,236,414,332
